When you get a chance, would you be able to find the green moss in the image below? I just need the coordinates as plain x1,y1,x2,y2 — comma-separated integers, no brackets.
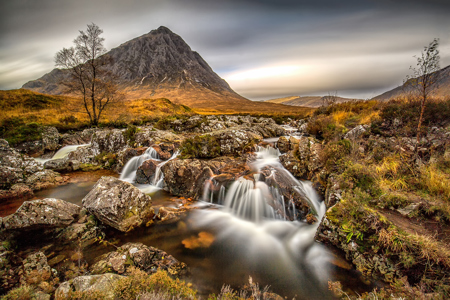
0,118,43,146
180,134,221,159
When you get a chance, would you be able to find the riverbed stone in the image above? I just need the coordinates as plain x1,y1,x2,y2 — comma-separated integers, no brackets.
2,198,81,231
43,158,79,173
161,157,234,199
82,177,154,232
135,159,160,184
25,169,64,191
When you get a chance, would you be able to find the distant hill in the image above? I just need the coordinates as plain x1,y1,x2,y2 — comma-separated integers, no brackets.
265,95,362,107
373,65,450,101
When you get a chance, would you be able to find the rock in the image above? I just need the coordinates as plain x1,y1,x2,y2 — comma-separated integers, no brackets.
135,128,183,147
0,139,44,189
41,126,60,151
20,251,57,290
43,158,78,173
117,147,148,171
90,243,187,276
2,199,81,231
161,157,234,198
212,129,262,156
55,273,124,300
344,125,369,140
60,128,96,146
261,166,315,219
279,136,323,179
152,144,174,160
25,169,64,191
91,129,127,155
67,144,96,164
277,136,289,153
397,203,420,217
135,159,160,184
0,183,33,201
82,177,154,232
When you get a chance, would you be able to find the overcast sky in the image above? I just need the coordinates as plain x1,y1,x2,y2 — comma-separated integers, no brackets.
1,0,450,100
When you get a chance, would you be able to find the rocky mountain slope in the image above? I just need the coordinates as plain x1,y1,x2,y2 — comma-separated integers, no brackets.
22,26,249,110
265,95,361,107
373,65,450,101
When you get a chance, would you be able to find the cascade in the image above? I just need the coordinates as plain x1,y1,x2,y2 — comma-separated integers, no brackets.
191,146,331,299
119,147,160,183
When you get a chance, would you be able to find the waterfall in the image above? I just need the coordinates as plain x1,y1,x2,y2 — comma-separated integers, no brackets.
151,151,179,188
189,146,331,299
119,147,160,183
34,143,91,164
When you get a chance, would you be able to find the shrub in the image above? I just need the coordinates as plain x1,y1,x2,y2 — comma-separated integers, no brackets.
114,267,197,300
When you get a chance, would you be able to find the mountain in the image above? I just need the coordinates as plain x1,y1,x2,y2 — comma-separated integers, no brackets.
265,95,361,107
373,65,450,101
22,26,249,111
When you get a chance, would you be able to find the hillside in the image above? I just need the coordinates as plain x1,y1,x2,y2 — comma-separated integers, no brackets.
373,65,450,101
265,95,361,107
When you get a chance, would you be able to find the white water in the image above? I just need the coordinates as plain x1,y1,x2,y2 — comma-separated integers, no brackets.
190,146,331,299
34,143,91,164
120,149,179,194
119,147,160,183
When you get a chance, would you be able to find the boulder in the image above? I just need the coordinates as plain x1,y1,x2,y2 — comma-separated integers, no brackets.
91,129,127,155
279,136,323,179
67,144,96,164
90,243,187,276
55,273,124,300
41,126,60,151
82,177,154,232
0,139,44,189
2,199,81,231
60,128,96,146
44,158,79,173
161,157,233,198
135,159,160,184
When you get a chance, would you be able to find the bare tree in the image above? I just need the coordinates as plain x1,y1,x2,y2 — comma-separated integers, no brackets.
407,38,440,147
322,91,338,107
55,23,122,125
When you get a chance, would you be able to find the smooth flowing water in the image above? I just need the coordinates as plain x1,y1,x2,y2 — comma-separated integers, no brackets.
186,146,331,299
34,143,91,164
120,147,160,183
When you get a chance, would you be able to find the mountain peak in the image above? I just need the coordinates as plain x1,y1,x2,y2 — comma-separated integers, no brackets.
22,26,248,109
153,26,173,35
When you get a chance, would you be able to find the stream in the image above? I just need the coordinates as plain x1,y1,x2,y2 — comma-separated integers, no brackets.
2,141,375,298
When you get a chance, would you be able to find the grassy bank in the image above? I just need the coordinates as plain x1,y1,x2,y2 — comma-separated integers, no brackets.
309,97,450,298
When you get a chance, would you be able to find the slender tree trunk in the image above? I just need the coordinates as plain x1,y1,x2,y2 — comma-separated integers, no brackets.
415,90,427,152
